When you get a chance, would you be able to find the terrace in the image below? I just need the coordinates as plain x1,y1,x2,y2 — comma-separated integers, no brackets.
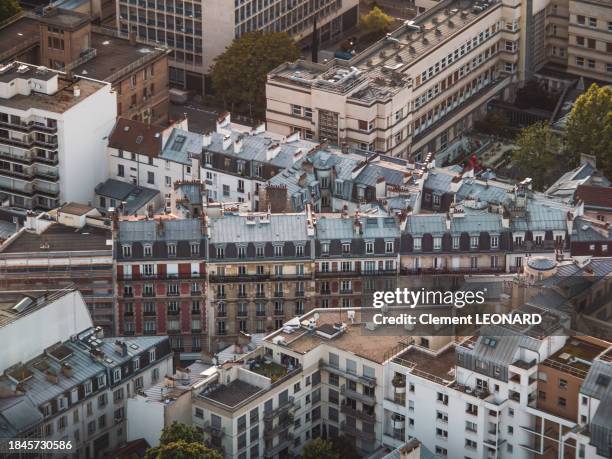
392,346,456,386
542,338,609,379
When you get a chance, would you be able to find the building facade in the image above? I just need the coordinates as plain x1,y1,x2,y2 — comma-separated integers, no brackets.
0,62,116,210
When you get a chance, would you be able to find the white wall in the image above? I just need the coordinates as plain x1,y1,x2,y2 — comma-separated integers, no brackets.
59,83,117,206
0,290,93,371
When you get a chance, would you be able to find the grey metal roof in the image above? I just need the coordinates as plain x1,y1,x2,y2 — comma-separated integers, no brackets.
456,180,513,205
0,396,43,438
355,163,406,187
527,257,558,271
118,218,204,243
581,360,612,400
95,179,159,214
450,210,503,235
423,170,456,193
470,329,541,366
404,215,446,236
160,129,202,166
316,215,399,239
510,200,568,232
94,335,168,366
208,214,309,244
386,194,418,211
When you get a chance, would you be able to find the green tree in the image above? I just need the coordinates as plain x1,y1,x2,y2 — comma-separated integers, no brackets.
158,421,203,445
360,6,393,38
474,110,511,137
565,83,612,179
0,0,21,22
301,438,340,459
512,122,561,191
330,435,359,458
144,440,222,459
210,31,300,118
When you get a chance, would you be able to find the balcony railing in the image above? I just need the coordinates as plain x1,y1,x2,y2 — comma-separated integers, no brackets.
264,397,295,420
263,434,294,458
341,384,376,404
203,421,225,437
340,402,375,422
321,363,377,388
340,421,375,442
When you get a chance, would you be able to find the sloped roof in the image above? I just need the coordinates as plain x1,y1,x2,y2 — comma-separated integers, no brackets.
108,118,164,157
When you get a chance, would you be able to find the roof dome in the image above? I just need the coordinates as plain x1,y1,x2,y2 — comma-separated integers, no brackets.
527,257,557,271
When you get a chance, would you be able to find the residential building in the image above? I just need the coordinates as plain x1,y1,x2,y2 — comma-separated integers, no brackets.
314,213,400,310
267,0,520,159
95,178,161,217
0,62,116,209
206,211,316,350
105,117,199,213
0,204,114,334
114,216,207,359
0,8,171,125
0,288,173,459
116,0,360,92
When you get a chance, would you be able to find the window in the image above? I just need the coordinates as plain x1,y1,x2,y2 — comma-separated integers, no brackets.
144,244,152,257
452,236,459,249
296,245,304,257
385,241,394,253
366,242,374,254
414,238,422,250
122,245,132,258
434,237,441,250
491,235,499,248
470,236,479,248
147,171,155,184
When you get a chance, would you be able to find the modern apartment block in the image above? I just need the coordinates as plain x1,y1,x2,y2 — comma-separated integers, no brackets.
542,0,612,84
267,0,521,159
0,62,116,210
116,0,359,92
0,9,171,125
114,216,208,359
0,288,173,459
0,203,115,334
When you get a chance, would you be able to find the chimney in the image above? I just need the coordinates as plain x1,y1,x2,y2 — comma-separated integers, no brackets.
114,340,128,357
61,363,74,378
266,143,281,161
222,134,232,150
45,370,59,384
234,134,244,153
216,112,231,133
253,122,266,135
353,212,362,235
202,131,212,147
73,85,81,98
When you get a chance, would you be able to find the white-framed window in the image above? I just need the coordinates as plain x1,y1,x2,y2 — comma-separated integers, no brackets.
414,238,422,250
366,242,374,254
385,241,394,253
133,357,140,371
296,245,304,256
144,244,152,257
113,368,121,383
470,236,479,248
452,236,460,249
167,243,176,256
84,381,92,395
122,245,132,257
491,235,499,249
274,245,283,257
434,237,442,250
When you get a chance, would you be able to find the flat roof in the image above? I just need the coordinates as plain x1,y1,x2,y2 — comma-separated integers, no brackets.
0,223,111,254
268,309,404,364
0,73,106,113
543,338,610,378
201,379,262,408
72,31,166,83
0,16,39,60
394,346,456,385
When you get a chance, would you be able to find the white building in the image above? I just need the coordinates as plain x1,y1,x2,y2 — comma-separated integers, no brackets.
105,117,200,213
0,288,174,459
0,62,116,210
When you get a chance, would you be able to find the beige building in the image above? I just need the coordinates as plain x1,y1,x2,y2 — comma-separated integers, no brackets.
266,0,522,160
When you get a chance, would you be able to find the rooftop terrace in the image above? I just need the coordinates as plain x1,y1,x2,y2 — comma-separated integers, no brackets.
543,338,610,379
393,346,456,386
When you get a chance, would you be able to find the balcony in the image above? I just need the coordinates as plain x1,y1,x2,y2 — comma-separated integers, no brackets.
34,170,59,182
273,291,284,298
340,421,375,442
143,329,157,335
340,384,376,404
190,290,201,296
340,402,375,422
142,291,156,297
321,362,377,388
0,119,58,134
263,397,295,420
203,421,225,437
263,434,294,458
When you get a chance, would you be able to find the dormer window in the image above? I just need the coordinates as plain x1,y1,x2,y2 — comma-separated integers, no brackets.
144,244,152,257
122,245,132,257
296,245,304,257
321,243,330,255
452,236,459,249
491,235,499,249
274,245,283,257
190,242,200,255
113,368,121,383
413,238,422,251
366,242,374,254
216,247,225,259
167,243,177,256
433,237,441,250
385,241,394,253
470,236,479,248
238,246,246,258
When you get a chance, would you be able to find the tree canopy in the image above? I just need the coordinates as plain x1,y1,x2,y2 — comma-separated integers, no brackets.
512,122,562,191
158,421,203,445
360,6,393,39
0,0,21,22
565,83,612,179
210,31,300,118
301,438,340,459
144,440,222,459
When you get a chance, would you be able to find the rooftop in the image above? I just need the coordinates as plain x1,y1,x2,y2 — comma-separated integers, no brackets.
0,223,111,254
72,30,167,83
270,0,501,101
543,338,610,379
108,118,164,157
393,346,456,386
266,309,403,364
0,16,39,61
117,217,204,243
95,179,159,215
208,213,309,244
200,379,263,408
575,185,612,210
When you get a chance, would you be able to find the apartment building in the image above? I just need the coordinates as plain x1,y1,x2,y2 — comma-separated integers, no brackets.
206,211,316,350
0,62,116,210
314,213,400,309
267,0,522,159
114,217,207,359
542,0,612,84
0,204,114,334
0,9,171,125
202,113,319,211
116,0,359,92
105,117,199,212
0,288,173,459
